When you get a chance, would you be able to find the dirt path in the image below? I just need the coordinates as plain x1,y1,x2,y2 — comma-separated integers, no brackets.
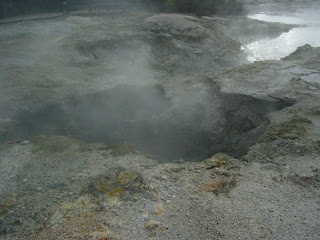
0,13,63,25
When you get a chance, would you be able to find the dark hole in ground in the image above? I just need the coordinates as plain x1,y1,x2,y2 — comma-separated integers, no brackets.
7,84,290,162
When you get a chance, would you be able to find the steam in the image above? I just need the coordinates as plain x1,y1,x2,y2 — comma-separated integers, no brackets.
0,16,216,161
63,41,216,161
0,0,288,161
101,46,156,86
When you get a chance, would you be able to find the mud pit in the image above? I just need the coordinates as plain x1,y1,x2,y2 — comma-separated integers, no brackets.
7,84,288,162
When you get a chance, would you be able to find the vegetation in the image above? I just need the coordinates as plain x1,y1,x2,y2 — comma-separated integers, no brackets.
149,0,245,16
1,0,245,18
110,142,136,157
0,0,60,18
263,115,313,142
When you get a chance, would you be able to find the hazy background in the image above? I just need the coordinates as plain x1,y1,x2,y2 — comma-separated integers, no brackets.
0,0,245,18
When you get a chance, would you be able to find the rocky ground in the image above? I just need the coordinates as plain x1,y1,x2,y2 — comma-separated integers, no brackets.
0,3,320,240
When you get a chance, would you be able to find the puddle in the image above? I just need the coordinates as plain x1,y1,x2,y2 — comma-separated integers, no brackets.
244,5,320,61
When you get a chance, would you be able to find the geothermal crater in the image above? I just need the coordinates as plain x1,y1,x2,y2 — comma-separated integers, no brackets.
8,84,288,162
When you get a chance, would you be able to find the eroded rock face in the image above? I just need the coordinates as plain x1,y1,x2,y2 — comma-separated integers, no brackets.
145,14,212,38
283,44,320,62
144,13,246,74
210,45,320,102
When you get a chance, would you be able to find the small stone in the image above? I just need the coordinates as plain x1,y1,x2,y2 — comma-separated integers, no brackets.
99,204,106,210
154,202,165,216
145,220,167,236
145,220,161,229
213,169,231,176
283,133,299,140
87,167,143,201
156,175,168,180
201,159,219,169
87,230,116,239
173,159,185,164
61,202,74,210
170,167,184,173
22,179,27,183
201,153,239,170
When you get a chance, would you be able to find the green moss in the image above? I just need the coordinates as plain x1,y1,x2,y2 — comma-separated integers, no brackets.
110,142,136,157
31,135,74,152
96,171,141,198
289,115,313,124
0,200,12,216
263,115,312,141
310,105,320,115
313,141,320,150
89,168,142,199
0,120,17,142
202,153,239,170
31,145,41,153
287,174,319,187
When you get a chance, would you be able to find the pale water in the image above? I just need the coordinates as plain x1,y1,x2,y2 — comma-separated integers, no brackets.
244,4,320,62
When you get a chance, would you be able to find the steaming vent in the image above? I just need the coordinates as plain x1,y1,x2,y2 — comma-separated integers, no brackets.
7,84,289,162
